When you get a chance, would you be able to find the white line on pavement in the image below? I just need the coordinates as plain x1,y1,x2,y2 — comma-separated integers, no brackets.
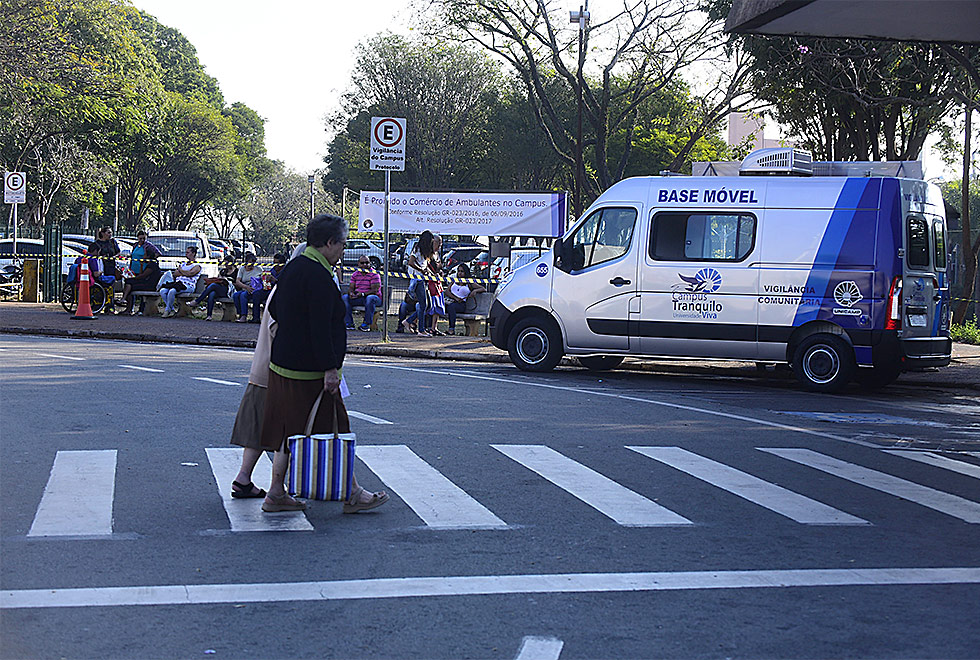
493,445,692,527
36,353,85,361
4,567,979,609
29,450,116,537
356,445,507,529
192,377,241,386
205,448,313,533
352,363,870,446
348,411,394,425
515,636,564,660
628,446,868,525
761,448,980,523
885,450,980,480
119,365,165,373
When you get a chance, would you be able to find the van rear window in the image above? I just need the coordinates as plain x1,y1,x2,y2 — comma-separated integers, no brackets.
933,221,946,270
906,216,929,269
650,212,756,262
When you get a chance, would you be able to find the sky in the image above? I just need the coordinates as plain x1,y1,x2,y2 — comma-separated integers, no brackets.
133,0,411,175
132,0,956,181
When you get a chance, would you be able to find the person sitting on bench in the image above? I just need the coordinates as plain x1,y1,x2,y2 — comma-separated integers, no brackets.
342,256,382,331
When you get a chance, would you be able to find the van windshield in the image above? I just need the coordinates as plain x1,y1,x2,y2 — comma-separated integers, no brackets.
154,236,201,257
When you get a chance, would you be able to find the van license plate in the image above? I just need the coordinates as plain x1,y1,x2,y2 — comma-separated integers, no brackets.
909,314,927,327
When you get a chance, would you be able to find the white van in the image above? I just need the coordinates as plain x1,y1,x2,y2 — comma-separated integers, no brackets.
147,231,217,278
489,148,951,392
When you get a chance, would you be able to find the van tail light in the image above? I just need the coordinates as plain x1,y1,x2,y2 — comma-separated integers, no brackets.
885,276,902,330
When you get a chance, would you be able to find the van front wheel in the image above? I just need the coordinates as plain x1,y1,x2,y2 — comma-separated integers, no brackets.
792,334,855,392
508,316,563,372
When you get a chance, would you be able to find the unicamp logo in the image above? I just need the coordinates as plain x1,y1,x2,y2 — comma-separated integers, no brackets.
672,268,723,319
833,280,863,317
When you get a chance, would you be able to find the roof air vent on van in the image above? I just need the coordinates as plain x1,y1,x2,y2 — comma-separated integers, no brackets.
739,148,813,176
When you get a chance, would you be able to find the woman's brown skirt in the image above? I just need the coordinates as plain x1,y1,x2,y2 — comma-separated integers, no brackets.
259,370,351,452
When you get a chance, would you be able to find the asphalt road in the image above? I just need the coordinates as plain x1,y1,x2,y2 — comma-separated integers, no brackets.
1,335,979,659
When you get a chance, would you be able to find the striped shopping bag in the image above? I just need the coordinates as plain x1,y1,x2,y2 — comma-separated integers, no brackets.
286,393,356,501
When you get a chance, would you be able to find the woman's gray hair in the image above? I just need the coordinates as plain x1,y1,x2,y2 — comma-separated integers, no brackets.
307,214,348,248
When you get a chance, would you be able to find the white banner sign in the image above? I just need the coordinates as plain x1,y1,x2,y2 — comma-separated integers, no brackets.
358,191,567,237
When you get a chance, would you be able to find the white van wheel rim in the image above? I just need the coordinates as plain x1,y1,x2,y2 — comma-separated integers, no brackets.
803,345,839,384
516,328,549,365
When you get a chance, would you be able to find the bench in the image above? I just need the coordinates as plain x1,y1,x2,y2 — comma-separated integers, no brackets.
456,292,493,336
346,286,393,331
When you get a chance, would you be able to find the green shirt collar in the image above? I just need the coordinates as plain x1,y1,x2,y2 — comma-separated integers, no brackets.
302,245,333,274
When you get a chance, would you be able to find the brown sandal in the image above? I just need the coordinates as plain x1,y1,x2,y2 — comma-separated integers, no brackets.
262,493,307,512
343,486,389,514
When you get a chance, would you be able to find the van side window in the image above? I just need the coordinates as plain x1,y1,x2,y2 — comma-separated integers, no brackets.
650,212,756,262
562,207,636,271
906,216,929,269
933,221,946,270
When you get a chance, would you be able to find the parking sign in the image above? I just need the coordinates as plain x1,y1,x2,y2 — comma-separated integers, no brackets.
369,117,406,171
4,171,26,204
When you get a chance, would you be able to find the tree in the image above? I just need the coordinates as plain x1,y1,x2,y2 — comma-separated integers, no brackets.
425,0,755,209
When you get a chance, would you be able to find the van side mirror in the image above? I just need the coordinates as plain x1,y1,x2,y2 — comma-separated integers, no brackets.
555,239,570,272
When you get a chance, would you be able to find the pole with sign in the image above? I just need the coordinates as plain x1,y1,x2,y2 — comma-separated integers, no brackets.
369,117,406,342
5,172,26,261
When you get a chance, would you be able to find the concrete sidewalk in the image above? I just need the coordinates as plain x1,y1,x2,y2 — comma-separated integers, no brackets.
2,302,978,391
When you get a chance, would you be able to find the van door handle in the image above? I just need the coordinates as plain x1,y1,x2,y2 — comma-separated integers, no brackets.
609,277,631,286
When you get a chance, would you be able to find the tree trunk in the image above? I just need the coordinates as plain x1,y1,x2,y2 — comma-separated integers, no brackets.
955,103,975,324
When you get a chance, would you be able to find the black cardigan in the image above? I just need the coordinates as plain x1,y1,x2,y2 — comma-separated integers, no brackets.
268,255,346,373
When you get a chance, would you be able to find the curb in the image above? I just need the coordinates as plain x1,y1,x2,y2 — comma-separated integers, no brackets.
3,326,978,391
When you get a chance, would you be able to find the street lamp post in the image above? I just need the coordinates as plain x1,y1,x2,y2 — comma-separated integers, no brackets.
308,174,316,221
570,3,590,220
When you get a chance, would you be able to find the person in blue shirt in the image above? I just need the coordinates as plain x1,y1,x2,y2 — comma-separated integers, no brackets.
122,230,161,315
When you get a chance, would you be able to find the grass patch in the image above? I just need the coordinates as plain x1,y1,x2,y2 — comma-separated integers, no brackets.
951,320,980,345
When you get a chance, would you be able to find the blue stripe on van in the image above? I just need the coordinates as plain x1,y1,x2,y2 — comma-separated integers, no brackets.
792,179,875,327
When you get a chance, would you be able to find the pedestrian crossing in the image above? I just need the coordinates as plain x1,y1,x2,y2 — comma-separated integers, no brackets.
21,445,980,537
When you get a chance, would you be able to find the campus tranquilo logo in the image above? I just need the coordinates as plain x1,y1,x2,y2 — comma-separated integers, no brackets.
833,281,862,307
676,268,722,294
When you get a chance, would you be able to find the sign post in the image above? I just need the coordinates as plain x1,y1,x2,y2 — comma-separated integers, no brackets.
4,171,26,261
369,117,406,342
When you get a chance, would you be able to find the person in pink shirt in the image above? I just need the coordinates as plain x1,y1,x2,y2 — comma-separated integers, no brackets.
343,256,382,331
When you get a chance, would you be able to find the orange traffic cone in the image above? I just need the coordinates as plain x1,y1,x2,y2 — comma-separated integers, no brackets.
71,256,96,320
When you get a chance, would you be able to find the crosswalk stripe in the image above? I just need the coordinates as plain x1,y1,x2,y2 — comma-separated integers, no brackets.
628,447,868,525
119,365,164,373
348,411,393,425
492,445,692,527
515,636,564,660
29,450,116,537
193,377,240,386
885,450,980,480
356,445,507,529
36,353,84,361
760,448,980,523
205,448,313,532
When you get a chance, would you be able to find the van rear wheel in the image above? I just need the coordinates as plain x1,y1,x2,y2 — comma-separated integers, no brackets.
792,334,855,393
578,356,624,371
508,316,563,372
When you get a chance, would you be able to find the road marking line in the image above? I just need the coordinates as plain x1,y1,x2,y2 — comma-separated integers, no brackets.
36,353,84,361
205,448,313,532
3,567,979,609
885,450,980,480
966,452,980,459
29,450,116,537
192,377,240,386
119,365,164,373
760,448,980,523
515,636,564,660
348,411,393,425
492,445,691,527
356,445,506,529
356,363,870,446
628,447,867,525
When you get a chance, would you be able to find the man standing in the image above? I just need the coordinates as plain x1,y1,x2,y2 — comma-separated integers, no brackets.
342,255,382,331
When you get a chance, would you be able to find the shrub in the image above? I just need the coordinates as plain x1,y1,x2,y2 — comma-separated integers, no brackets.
950,321,980,345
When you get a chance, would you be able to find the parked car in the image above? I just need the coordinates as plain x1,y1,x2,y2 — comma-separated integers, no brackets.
342,238,386,269
0,238,81,279
147,230,217,277
443,245,486,273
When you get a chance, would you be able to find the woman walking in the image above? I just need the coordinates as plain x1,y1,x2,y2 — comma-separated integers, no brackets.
402,230,436,337
260,214,388,513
